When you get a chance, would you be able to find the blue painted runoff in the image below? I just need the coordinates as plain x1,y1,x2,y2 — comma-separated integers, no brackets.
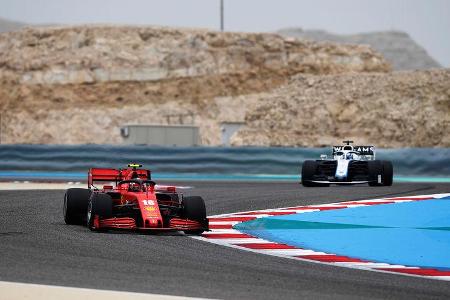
235,197,450,270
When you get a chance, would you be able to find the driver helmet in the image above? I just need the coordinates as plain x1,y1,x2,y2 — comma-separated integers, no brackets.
128,182,141,192
346,152,353,160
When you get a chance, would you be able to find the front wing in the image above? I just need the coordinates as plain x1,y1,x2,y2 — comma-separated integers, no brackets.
93,216,208,231
310,180,370,185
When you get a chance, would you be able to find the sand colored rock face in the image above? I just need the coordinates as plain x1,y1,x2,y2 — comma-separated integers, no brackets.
233,69,450,147
0,25,389,85
1,25,447,147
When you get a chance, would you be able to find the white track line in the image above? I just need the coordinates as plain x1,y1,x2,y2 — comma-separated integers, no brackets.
0,281,212,300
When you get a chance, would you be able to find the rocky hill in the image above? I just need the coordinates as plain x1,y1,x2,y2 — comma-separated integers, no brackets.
0,25,390,145
233,69,450,148
277,28,441,71
0,25,447,147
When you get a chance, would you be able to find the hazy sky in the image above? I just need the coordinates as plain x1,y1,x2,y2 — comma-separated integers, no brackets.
1,0,449,67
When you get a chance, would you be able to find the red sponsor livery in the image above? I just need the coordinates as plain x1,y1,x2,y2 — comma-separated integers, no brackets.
63,164,208,234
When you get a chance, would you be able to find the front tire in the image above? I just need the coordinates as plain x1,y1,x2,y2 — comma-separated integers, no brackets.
182,196,207,235
301,161,328,187
64,188,91,225
87,193,113,231
301,160,317,187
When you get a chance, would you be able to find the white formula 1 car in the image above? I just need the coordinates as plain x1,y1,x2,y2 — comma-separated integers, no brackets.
301,141,393,187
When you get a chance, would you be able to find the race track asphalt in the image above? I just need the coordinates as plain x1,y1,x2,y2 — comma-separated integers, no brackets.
1,182,450,299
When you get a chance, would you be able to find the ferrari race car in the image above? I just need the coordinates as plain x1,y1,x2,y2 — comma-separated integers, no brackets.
301,141,393,187
63,164,208,234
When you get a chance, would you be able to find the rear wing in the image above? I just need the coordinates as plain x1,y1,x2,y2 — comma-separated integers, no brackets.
88,168,151,188
332,145,375,159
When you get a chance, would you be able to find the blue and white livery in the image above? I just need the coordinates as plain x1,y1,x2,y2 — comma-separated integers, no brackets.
301,141,393,187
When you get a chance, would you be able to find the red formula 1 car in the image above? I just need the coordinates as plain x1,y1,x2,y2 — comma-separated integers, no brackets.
63,164,208,235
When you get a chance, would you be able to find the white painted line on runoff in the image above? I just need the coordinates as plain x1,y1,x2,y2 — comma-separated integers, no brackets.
0,182,83,190
0,281,212,300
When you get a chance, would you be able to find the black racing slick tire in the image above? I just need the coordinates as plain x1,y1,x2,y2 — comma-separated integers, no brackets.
382,160,394,186
368,160,383,186
87,193,113,231
301,160,317,187
182,196,208,235
301,161,328,187
63,188,91,225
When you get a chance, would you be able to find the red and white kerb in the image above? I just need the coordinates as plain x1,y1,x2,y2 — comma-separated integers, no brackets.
192,193,450,281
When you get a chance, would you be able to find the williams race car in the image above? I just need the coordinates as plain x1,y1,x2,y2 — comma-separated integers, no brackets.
301,141,393,187
63,164,208,234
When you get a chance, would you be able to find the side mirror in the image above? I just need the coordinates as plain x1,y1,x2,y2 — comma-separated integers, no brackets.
320,154,327,160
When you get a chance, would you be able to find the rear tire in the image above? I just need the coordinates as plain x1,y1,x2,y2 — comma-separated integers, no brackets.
64,188,91,225
368,161,383,186
87,193,113,231
182,196,207,235
382,160,393,186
